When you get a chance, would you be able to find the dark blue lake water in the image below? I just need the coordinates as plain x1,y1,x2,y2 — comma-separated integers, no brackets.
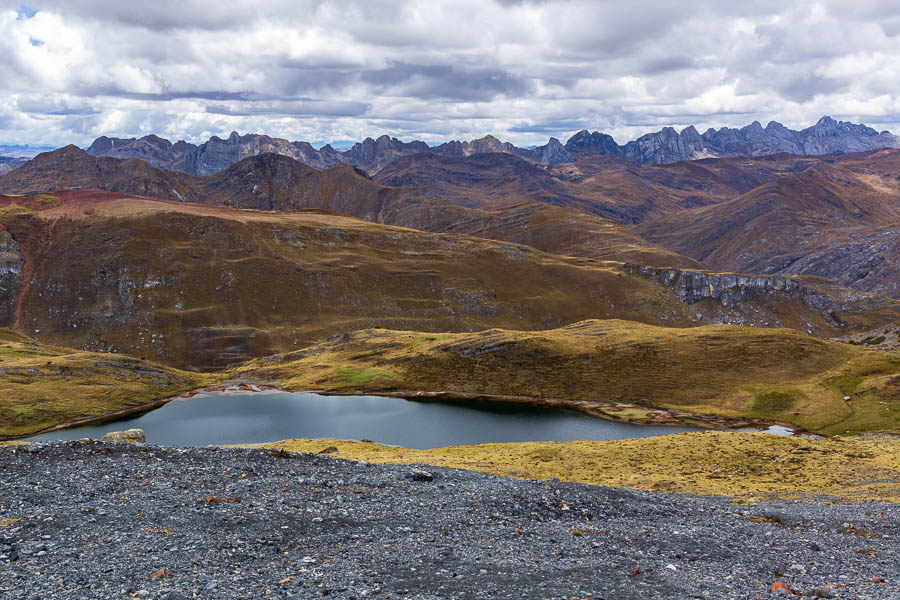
28,390,701,448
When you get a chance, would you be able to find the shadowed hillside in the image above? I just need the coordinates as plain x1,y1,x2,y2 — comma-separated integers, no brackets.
375,151,820,223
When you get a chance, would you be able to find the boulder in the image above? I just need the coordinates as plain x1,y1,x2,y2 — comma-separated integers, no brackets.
101,428,146,443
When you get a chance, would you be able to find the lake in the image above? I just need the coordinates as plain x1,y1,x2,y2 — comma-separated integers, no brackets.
28,390,702,448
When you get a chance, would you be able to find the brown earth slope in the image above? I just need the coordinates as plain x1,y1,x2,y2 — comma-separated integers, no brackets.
1,192,896,370
0,148,701,268
636,161,900,298
375,152,817,223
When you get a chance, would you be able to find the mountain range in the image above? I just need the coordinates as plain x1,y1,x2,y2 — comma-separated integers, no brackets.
67,116,899,177
2,141,899,303
84,131,573,176
566,116,900,165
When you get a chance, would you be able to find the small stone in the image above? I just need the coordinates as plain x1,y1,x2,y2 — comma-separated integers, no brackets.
318,446,339,454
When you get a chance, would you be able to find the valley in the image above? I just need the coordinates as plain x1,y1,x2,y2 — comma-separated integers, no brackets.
0,137,898,444
5,5,900,598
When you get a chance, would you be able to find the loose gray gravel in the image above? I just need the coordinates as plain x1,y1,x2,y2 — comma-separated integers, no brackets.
0,441,897,599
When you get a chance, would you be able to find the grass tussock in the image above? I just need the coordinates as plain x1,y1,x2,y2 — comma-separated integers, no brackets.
245,431,900,503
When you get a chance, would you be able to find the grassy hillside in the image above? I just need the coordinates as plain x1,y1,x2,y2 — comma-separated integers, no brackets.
233,319,900,436
0,329,209,437
2,193,712,369
249,432,900,502
5,192,894,370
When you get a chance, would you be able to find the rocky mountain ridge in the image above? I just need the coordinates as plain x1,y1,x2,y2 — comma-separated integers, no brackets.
77,116,899,175
567,116,900,165
86,131,574,176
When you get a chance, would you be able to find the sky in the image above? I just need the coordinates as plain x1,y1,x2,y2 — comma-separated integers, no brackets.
2,0,900,148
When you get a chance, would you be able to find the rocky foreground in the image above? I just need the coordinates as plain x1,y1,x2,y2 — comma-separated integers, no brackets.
0,442,898,599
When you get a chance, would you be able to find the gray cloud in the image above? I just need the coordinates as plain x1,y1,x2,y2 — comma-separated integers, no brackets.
205,99,371,117
0,0,898,148
362,63,534,101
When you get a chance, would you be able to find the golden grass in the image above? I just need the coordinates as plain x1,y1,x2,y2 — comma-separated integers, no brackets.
232,319,900,435
0,330,211,437
245,431,900,503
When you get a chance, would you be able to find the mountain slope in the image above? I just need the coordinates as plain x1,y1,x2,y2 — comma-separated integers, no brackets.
0,148,704,268
1,192,896,369
0,329,207,437
375,151,814,223
636,161,900,297
0,145,197,200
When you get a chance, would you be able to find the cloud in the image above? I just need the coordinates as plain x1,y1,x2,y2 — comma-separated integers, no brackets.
0,0,898,148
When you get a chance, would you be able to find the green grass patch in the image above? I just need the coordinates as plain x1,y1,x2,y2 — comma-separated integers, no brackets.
9,405,36,417
823,354,900,396
33,195,61,208
412,334,452,344
0,347,50,358
337,367,394,385
751,390,801,417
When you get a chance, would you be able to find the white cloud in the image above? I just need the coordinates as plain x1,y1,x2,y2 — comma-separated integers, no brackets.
0,0,899,147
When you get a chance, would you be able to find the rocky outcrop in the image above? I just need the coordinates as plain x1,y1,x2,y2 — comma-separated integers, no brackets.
626,264,900,333
563,130,622,157
567,116,900,165
0,229,23,327
627,265,827,308
100,428,146,443
342,135,431,174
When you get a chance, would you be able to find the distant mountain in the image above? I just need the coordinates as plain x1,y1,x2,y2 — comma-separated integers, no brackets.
0,145,195,200
566,116,900,165
0,156,27,176
0,144,55,158
636,153,900,298
374,150,805,223
0,146,701,269
82,116,899,177
86,132,574,177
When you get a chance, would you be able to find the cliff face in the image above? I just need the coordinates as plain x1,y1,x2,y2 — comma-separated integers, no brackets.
626,264,900,333
0,228,23,326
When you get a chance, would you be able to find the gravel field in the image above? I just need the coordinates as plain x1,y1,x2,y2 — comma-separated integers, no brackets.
0,441,897,599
